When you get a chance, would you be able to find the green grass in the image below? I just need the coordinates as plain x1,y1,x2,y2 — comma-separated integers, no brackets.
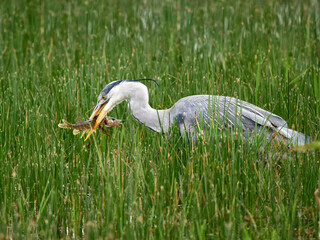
1,0,320,239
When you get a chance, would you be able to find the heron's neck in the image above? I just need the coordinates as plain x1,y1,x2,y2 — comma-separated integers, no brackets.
126,83,170,133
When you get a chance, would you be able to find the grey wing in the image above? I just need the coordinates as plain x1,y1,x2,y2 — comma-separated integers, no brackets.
170,95,225,137
233,98,287,128
170,95,288,139
169,95,208,137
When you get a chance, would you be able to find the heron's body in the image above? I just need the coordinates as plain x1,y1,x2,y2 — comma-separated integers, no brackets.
89,80,311,146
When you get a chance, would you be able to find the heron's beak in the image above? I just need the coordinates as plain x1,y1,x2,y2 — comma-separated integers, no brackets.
85,99,109,140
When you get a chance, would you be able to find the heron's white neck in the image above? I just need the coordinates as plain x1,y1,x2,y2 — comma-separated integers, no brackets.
124,82,171,133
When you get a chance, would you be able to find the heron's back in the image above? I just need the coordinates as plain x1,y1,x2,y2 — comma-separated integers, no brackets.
169,95,310,146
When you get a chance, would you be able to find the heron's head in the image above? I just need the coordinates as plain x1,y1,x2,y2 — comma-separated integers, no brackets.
89,80,126,131
86,79,158,140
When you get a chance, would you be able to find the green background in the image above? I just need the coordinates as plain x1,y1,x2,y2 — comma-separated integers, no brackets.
0,0,319,239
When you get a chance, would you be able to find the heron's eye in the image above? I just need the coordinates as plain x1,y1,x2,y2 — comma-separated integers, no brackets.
102,96,106,100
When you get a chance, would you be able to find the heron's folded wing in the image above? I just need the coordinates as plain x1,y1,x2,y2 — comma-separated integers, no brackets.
236,99,288,128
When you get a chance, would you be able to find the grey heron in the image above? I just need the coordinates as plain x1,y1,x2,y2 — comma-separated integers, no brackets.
87,79,311,146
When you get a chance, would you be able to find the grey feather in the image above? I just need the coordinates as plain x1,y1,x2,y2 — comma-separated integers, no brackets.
169,95,311,145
